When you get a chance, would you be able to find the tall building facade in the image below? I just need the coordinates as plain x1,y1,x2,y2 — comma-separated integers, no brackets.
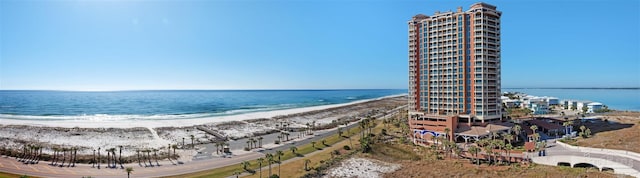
408,2,502,140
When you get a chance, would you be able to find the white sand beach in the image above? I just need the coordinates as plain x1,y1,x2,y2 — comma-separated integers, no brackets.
326,158,401,178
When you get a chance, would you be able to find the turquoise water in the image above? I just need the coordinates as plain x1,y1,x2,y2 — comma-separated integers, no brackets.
0,89,407,121
503,89,640,111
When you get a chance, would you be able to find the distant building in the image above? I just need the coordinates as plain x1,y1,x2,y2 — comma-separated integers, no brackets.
563,100,578,110
587,102,603,113
502,99,520,108
576,101,592,112
544,97,559,105
529,101,549,115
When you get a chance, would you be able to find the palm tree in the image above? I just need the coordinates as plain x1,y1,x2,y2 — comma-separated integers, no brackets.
494,140,505,164
505,143,513,163
246,140,251,150
241,161,250,171
258,137,263,148
444,127,450,141
430,134,437,148
36,145,42,164
172,144,178,158
112,148,117,168
530,125,538,134
276,150,284,176
337,127,343,137
92,149,96,168
503,133,513,145
266,153,274,177
289,146,297,155
50,147,57,166
321,139,327,146
303,159,311,171
512,125,522,143
125,167,134,178
534,133,541,142
146,150,153,167
311,141,316,149
97,146,102,168
63,147,70,167
483,141,494,165
71,147,77,167
468,145,480,165
119,146,124,169
252,139,258,149
359,121,366,137
190,135,195,149
153,149,160,166
136,150,141,166
182,138,185,148
312,121,317,133
256,158,264,178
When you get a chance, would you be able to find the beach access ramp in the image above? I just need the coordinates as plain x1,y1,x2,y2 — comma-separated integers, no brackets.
195,126,228,141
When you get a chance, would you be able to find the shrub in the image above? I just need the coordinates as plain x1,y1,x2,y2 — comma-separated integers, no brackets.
343,145,351,150
244,147,250,151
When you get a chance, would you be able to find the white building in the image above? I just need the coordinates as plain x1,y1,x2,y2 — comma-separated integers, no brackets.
543,97,559,105
563,100,578,110
576,101,592,112
587,102,603,113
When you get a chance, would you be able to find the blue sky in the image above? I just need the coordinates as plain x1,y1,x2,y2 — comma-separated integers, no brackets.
1,0,638,90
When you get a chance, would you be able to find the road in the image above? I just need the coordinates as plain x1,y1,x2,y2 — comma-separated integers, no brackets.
262,105,406,155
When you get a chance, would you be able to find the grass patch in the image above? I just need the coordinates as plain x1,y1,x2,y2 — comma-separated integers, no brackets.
0,171,37,178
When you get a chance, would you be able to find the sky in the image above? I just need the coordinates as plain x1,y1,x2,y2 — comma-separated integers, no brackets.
1,0,639,90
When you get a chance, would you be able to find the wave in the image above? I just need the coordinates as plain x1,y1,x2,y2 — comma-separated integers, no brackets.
0,103,316,121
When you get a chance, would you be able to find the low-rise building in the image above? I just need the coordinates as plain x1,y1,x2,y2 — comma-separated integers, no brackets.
576,101,592,112
544,97,559,105
587,102,603,113
563,100,578,110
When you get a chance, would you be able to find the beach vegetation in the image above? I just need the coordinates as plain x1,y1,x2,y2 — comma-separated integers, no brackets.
125,167,134,178
190,135,195,149
241,161,251,171
256,158,264,178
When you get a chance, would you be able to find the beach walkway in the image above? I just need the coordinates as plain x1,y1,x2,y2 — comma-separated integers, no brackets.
530,140,640,177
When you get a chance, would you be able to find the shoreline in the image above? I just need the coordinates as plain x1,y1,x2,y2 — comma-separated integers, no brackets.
0,94,407,128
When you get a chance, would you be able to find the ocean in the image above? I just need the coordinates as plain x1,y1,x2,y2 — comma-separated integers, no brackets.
0,89,407,121
503,88,640,111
